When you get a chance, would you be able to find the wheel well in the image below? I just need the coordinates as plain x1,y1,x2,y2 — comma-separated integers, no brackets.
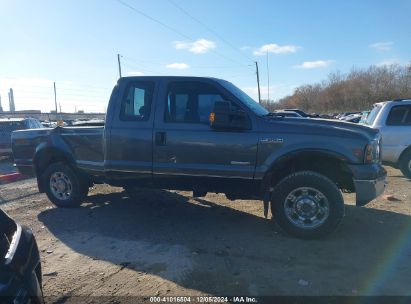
34,150,72,192
267,153,354,192
35,152,70,177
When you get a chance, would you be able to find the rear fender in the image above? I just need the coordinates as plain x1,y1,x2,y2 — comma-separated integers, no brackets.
33,131,76,192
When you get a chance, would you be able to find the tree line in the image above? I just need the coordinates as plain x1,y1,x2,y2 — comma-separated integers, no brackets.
261,63,411,114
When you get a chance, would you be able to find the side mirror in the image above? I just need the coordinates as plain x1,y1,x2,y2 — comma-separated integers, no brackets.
209,101,250,130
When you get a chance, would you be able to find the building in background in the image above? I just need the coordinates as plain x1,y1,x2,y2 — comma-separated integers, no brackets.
8,88,15,112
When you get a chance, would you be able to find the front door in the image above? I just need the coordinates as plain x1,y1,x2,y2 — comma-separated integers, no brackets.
153,80,258,190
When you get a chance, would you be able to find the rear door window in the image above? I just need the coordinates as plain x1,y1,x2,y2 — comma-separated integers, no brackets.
386,105,411,125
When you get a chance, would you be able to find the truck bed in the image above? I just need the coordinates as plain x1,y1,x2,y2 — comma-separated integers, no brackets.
12,126,104,176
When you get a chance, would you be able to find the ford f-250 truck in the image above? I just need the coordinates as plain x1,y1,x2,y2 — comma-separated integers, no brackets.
11,76,386,238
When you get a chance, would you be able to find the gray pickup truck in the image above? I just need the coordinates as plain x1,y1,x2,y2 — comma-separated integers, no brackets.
12,76,386,238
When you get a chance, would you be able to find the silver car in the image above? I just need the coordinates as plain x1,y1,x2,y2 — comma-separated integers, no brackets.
364,99,411,177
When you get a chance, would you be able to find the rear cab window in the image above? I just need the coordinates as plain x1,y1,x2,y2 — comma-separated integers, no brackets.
120,82,155,121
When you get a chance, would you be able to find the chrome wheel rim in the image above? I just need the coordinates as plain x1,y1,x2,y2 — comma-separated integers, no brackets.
50,172,73,200
284,187,330,229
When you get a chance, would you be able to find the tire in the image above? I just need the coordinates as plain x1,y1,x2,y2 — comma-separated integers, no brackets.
123,185,141,200
271,171,344,239
43,162,88,208
399,150,411,179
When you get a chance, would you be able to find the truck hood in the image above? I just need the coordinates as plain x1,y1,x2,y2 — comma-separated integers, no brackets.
262,117,379,140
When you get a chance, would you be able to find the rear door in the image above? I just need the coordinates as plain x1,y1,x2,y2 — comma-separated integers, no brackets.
381,104,411,162
152,79,258,189
106,80,157,182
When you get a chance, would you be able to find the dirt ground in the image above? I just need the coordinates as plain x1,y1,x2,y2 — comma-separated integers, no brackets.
1,166,411,301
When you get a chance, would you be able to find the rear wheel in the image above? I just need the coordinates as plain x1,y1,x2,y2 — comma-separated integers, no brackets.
43,162,88,208
271,171,344,239
399,150,411,179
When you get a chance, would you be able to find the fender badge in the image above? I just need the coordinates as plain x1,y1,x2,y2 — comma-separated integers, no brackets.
260,138,284,143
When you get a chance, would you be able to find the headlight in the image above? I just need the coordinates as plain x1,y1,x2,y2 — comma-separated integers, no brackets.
364,138,380,163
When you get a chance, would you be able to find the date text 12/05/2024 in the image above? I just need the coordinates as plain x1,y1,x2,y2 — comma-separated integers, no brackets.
149,296,258,303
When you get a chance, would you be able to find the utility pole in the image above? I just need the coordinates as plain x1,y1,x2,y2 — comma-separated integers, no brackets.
53,82,58,113
255,61,261,104
117,54,122,78
266,51,270,102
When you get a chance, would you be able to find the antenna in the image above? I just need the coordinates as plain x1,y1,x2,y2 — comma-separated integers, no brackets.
266,51,270,102
255,61,261,103
117,54,122,78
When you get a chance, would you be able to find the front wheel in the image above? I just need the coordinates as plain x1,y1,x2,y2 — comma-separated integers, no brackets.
43,162,88,208
271,171,344,239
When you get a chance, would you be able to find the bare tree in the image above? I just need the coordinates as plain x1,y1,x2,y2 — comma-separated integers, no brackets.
264,63,411,114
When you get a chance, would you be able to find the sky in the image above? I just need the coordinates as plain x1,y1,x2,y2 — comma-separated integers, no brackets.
0,0,410,113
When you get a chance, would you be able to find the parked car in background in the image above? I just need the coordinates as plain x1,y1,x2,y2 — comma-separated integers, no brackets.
0,208,43,303
271,110,303,118
364,98,411,178
0,118,43,156
319,114,333,119
344,113,363,123
40,121,57,128
71,119,105,126
339,112,362,121
282,109,312,117
359,111,370,124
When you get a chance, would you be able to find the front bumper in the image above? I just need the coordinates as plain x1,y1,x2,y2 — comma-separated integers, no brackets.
349,163,387,206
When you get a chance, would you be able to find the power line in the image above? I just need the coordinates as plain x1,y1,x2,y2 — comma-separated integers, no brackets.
115,0,193,40
114,0,249,67
167,0,255,63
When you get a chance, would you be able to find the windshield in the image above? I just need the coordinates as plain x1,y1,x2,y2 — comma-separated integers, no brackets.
218,80,269,116
365,105,382,126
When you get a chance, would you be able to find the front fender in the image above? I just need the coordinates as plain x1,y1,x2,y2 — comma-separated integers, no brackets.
258,148,354,194
255,142,355,181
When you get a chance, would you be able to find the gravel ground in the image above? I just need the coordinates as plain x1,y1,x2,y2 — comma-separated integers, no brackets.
1,166,411,302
